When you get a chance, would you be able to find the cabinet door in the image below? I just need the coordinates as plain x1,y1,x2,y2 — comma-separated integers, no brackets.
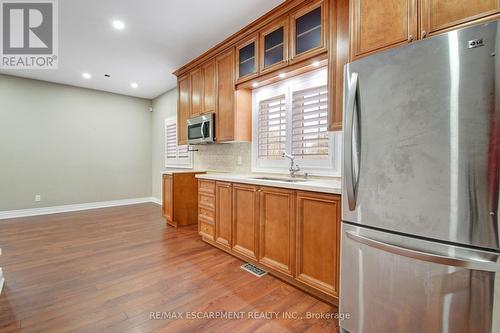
177,74,190,145
190,68,202,118
236,36,259,83
327,0,349,131
163,175,174,223
351,0,417,59
296,191,340,297
290,0,328,63
201,60,216,114
215,182,232,249
215,48,235,142
420,0,500,38
259,187,295,276
259,18,289,74
232,184,259,260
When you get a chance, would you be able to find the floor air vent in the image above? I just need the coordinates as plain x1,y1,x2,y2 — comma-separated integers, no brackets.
240,263,268,277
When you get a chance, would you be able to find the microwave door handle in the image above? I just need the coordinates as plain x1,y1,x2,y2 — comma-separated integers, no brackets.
345,72,359,211
346,231,500,272
200,120,206,138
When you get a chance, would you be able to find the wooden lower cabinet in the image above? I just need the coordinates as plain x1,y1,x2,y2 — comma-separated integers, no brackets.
163,175,173,222
199,220,214,241
296,191,341,298
215,182,232,249
258,187,295,277
163,173,202,227
197,179,341,304
231,184,260,260
198,180,216,240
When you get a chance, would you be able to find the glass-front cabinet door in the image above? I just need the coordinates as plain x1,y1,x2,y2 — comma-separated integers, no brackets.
291,0,327,63
259,19,289,74
236,36,258,83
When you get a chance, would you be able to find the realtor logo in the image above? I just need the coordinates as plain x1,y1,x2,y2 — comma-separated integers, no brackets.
1,0,58,69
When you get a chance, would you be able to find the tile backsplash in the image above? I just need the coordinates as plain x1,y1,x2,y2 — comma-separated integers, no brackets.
192,142,251,173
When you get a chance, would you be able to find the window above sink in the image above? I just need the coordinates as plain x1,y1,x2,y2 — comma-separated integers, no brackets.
251,68,341,177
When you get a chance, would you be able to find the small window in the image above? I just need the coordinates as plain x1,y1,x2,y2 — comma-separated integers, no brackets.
165,118,192,168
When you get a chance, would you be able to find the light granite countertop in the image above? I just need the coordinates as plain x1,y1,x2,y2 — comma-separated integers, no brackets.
196,173,341,195
162,168,207,175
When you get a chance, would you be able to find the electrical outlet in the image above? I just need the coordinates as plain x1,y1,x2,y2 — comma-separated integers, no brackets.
35,194,41,202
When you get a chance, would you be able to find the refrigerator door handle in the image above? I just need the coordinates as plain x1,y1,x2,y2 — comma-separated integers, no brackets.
346,230,500,272
345,72,359,211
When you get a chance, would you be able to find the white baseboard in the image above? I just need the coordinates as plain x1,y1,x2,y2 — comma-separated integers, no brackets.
150,197,162,205
0,197,158,220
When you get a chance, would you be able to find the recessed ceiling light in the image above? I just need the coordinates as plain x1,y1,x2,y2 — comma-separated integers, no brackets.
82,72,91,79
279,73,286,78
112,20,125,30
252,82,259,88
312,61,320,67
130,82,138,89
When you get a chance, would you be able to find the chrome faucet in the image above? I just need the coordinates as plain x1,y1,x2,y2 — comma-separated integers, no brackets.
282,152,301,178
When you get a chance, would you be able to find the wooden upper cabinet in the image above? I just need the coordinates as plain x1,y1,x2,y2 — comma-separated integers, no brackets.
420,0,500,38
216,48,236,141
259,18,289,74
232,184,259,260
351,0,417,59
328,0,349,131
236,35,259,83
201,60,216,114
290,0,328,63
177,74,190,145
296,191,340,297
215,182,232,249
215,48,252,142
258,187,295,277
189,68,202,118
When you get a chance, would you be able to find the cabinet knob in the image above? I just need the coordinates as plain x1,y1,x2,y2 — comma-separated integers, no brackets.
408,34,414,42
422,31,427,38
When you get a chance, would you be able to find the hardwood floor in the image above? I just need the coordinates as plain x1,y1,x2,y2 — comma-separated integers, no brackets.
0,203,340,332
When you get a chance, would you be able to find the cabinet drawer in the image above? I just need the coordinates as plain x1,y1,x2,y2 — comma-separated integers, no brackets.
199,193,215,210
199,220,215,240
199,180,215,195
199,207,215,223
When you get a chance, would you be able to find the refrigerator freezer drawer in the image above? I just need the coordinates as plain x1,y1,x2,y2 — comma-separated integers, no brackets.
340,223,500,333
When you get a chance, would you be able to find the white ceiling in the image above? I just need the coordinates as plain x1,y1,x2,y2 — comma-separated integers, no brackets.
0,0,284,99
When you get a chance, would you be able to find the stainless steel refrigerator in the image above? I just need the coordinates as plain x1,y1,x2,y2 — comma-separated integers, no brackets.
340,20,500,333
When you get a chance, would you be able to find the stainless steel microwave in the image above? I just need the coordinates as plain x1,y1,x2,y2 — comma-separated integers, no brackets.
186,114,214,145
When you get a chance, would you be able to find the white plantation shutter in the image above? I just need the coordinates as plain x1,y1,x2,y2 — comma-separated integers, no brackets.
178,145,189,159
258,94,286,160
166,123,178,159
165,119,192,167
292,85,329,159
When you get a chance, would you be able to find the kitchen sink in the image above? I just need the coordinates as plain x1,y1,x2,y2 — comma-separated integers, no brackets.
249,176,308,183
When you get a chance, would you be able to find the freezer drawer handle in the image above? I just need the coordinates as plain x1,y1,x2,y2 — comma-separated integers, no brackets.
345,72,359,211
346,231,500,272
